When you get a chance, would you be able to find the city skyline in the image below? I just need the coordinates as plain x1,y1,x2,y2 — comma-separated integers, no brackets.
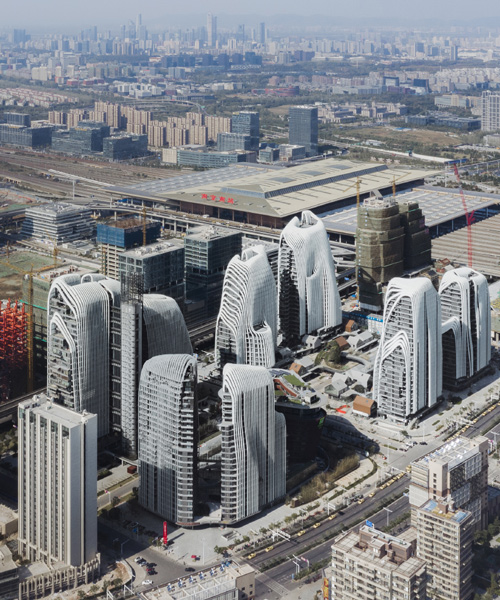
4,3,500,30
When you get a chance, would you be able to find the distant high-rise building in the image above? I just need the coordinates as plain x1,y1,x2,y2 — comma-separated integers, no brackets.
47,274,119,437
439,267,491,389
207,13,217,47
409,435,489,530
220,364,286,523
12,29,27,44
331,525,427,600
215,246,277,369
184,226,242,323
481,91,500,132
259,22,266,45
138,355,198,525
414,500,473,600
278,210,342,345
373,277,442,421
232,111,260,150
289,105,318,156
18,394,99,569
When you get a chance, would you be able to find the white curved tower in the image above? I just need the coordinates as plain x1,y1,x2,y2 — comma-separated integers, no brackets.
47,274,114,437
121,290,192,458
138,355,197,525
278,210,341,344
439,267,490,387
220,364,286,523
215,246,277,369
373,277,442,421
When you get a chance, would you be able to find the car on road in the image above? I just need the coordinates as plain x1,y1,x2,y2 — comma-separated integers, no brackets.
134,556,143,563
313,522,321,529
143,580,153,586
185,567,195,572
247,552,257,560
297,530,306,537
265,546,274,552
358,498,365,504
369,491,376,498
328,513,337,520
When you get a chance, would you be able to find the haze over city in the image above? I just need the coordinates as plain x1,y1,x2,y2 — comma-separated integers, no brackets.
4,0,500,29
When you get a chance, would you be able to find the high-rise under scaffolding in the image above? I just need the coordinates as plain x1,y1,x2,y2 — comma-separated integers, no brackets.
0,300,27,401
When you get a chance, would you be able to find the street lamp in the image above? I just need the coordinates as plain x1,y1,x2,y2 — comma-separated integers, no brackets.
382,507,393,528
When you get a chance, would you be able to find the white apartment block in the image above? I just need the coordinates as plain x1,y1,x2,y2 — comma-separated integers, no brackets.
138,355,197,525
373,277,442,421
439,267,491,387
278,210,342,345
18,394,98,567
331,526,427,600
481,90,500,131
220,364,286,523
215,245,277,369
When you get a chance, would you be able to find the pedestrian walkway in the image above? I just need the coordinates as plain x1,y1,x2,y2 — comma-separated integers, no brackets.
97,464,134,494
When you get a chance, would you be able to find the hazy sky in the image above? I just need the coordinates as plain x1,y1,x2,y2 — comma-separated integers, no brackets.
4,0,500,30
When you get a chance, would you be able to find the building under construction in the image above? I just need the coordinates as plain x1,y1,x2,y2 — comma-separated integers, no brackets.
0,300,27,402
21,202,93,244
356,197,431,311
97,218,161,280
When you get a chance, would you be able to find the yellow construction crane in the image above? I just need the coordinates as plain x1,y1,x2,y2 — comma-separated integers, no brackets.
0,258,34,392
392,172,410,200
44,235,60,270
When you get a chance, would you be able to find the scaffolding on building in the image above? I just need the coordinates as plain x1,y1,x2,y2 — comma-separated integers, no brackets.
0,300,27,402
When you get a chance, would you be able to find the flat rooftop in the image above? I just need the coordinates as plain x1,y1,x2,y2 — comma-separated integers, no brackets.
420,499,471,523
185,225,241,242
144,562,253,600
109,159,432,220
26,202,88,216
413,437,482,469
121,238,183,258
19,394,95,428
319,185,500,236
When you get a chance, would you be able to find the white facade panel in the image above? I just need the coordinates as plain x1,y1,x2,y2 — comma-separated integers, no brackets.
373,277,442,420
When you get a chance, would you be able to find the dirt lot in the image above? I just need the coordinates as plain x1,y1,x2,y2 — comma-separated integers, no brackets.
0,251,54,301
338,125,460,148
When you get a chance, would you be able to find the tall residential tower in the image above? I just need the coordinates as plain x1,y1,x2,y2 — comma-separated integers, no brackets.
373,277,442,421
220,364,286,523
439,267,491,389
138,355,198,525
278,210,342,345
215,246,277,369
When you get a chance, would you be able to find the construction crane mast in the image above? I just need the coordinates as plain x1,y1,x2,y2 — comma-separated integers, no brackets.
142,205,147,246
452,164,474,268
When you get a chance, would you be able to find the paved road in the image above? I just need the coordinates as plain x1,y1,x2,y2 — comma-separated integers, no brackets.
250,487,410,599
98,478,138,510
99,521,187,593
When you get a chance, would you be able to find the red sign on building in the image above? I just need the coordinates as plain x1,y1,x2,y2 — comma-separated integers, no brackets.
163,521,168,545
